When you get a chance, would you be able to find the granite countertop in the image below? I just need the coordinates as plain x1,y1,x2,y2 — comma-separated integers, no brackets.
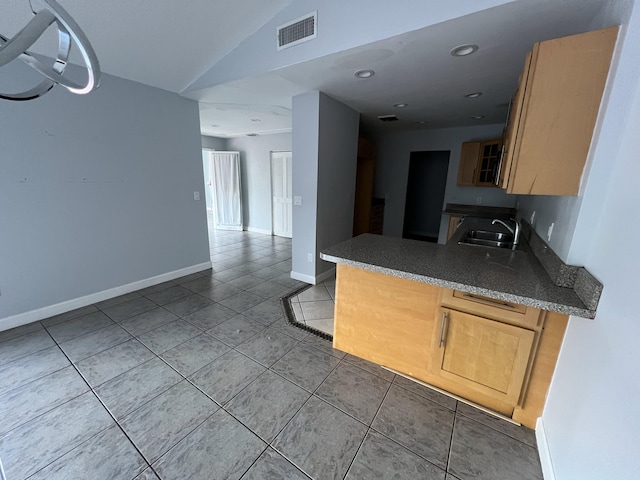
443,203,517,219
320,218,595,318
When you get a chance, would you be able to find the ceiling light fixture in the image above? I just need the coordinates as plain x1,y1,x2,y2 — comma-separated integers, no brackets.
0,0,101,101
464,92,483,98
354,69,375,79
471,115,485,120
450,44,479,57
393,103,408,108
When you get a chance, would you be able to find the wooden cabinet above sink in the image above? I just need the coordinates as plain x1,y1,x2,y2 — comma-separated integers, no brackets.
499,26,618,196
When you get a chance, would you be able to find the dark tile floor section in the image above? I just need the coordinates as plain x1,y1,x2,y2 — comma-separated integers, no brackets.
0,228,544,480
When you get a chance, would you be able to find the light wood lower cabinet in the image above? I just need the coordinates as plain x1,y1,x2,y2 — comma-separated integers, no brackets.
333,264,437,379
431,307,535,406
332,264,569,428
446,215,463,241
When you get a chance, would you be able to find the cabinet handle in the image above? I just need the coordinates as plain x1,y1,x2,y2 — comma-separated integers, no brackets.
439,311,448,348
462,293,515,309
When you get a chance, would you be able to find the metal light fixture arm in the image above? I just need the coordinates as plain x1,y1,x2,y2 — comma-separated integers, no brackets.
0,0,100,101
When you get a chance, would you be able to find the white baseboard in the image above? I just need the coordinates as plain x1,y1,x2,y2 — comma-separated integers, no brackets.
290,271,315,284
536,417,556,480
0,261,212,332
290,266,336,285
245,226,272,235
215,225,243,231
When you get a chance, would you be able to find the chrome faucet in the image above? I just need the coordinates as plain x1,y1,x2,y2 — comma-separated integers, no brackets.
492,218,521,247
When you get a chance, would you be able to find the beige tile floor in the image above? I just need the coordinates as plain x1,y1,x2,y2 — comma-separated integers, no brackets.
289,278,336,335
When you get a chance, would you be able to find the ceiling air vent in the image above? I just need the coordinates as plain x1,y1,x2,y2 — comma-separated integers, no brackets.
277,11,317,50
378,115,399,122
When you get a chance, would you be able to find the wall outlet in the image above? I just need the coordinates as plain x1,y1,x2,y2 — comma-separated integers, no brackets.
547,222,554,242
294,196,303,206
307,253,313,263
476,196,482,205
193,191,200,201
530,210,536,225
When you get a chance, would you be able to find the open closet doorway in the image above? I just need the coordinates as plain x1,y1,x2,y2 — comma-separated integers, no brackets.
402,150,450,242
271,151,293,238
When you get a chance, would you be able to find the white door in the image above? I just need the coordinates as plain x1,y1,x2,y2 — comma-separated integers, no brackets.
271,151,293,238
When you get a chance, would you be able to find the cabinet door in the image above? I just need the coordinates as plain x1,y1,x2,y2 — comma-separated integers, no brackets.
432,308,535,405
476,139,502,186
457,142,480,186
447,215,463,241
499,55,533,190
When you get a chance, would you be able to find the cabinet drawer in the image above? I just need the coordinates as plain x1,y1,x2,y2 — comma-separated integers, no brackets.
441,289,540,329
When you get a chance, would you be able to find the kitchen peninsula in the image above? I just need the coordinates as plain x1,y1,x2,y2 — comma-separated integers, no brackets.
320,222,601,427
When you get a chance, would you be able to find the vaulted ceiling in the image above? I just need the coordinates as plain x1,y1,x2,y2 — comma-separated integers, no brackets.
1,0,624,137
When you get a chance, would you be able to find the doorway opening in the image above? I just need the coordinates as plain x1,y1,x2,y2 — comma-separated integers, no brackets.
271,151,293,238
402,150,450,243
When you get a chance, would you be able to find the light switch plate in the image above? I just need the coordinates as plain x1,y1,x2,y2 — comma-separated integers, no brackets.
294,196,302,206
193,191,200,201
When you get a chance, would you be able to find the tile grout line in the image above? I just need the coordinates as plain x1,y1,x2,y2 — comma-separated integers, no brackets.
339,377,396,479
37,324,160,480
445,401,462,475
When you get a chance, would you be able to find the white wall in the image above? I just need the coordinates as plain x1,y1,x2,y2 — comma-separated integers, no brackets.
374,124,517,242
226,133,292,233
291,91,359,283
536,2,640,478
0,65,209,327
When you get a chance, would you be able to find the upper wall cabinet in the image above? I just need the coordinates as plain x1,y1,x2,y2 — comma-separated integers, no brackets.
499,26,618,196
457,138,502,187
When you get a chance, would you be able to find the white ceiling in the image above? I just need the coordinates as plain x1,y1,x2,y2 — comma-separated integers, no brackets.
0,0,291,92
1,0,622,138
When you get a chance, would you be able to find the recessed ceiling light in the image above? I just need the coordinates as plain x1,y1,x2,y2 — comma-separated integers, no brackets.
247,133,259,136
450,44,479,57
211,124,220,127
464,92,482,98
354,69,375,78
471,115,485,120
250,118,261,122
393,103,408,108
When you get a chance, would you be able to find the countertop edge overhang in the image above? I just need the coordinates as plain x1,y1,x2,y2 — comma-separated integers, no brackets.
320,231,596,319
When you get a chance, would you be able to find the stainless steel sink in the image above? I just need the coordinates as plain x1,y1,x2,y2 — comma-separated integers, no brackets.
458,230,516,249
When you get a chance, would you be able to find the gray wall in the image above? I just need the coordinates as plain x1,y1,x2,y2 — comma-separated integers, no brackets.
0,66,209,324
226,133,292,233
316,93,359,277
374,124,517,242
201,135,228,150
291,91,359,282
291,92,320,281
